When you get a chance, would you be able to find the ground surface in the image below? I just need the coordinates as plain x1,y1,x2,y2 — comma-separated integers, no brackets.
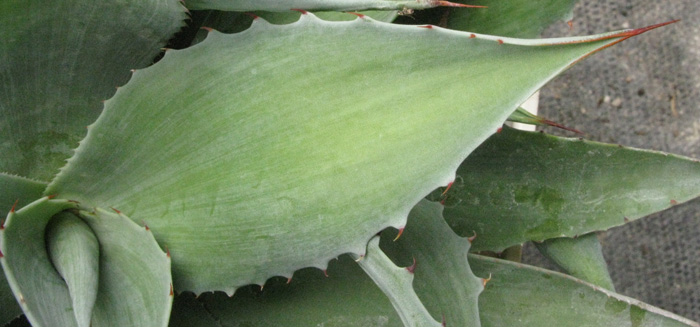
523,0,700,322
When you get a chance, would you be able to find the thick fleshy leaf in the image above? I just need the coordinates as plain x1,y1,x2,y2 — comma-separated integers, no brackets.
171,238,695,326
379,200,483,326
470,254,699,327
534,233,615,290
0,197,80,327
0,0,186,181
438,126,700,252
47,14,666,293
447,0,577,38
45,212,100,327
78,207,172,327
0,197,172,327
185,0,477,12
353,237,441,327
0,174,46,220
193,257,403,327
190,10,397,45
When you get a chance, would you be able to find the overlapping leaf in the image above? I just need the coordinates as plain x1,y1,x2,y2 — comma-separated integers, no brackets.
437,126,700,252
0,0,186,181
47,13,664,293
185,0,474,12
1,198,172,327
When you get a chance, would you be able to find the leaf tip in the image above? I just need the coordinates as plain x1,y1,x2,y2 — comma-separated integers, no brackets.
291,8,308,15
346,12,365,19
9,199,18,213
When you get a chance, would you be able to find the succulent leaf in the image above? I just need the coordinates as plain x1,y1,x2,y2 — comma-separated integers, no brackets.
353,237,442,327
185,0,478,12
447,0,578,38
0,173,46,223
0,197,80,327
170,201,694,326
379,200,483,326
46,13,664,293
0,197,172,327
533,233,616,290
470,254,699,327
0,0,187,181
45,212,100,327
437,126,700,252
78,207,173,327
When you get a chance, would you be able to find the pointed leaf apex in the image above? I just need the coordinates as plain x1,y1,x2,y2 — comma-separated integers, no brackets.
620,19,680,38
291,8,308,14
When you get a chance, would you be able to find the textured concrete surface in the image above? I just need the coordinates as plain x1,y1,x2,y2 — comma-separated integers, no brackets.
522,0,700,322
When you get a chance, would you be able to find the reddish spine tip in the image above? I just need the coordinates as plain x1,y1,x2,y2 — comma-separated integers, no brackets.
442,315,447,327
670,199,678,205
496,127,503,133
435,1,487,8
482,274,492,287
406,257,417,274
470,34,476,38
291,8,308,14
567,20,574,30
0,219,4,230
441,181,454,196
497,39,504,45
244,12,259,19
169,283,174,296
323,270,329,277
10,199,19,213
624,217,630,223
0,249,4,258
468,231,477,243
166,247,171,258
621,19,680,38
47,194,57,200
418,25,434,29
286,277,293,284
346,12,365,18
111,207,121,214
145,224,150,231
200,26,214,32
393,227,405,241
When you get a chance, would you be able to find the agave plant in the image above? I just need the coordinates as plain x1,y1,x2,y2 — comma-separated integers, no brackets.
1,0,698,326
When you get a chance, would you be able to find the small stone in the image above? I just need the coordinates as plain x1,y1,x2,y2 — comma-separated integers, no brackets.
611,98,623,107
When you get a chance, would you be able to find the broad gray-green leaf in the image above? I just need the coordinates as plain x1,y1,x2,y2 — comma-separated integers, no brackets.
0,173,45,324
533,233,615,290
0,197,79,327
447,0,577,38
0,0,186,181
185,0,475,12
193,257,403,327
438,126,700,252
352,237,441,327
173,242,695,326
0,173,46,219
470,254,699,327
78,207,172,327
191,10,397,45
47,13,666,293
46,212,100,327
379,200,483,326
